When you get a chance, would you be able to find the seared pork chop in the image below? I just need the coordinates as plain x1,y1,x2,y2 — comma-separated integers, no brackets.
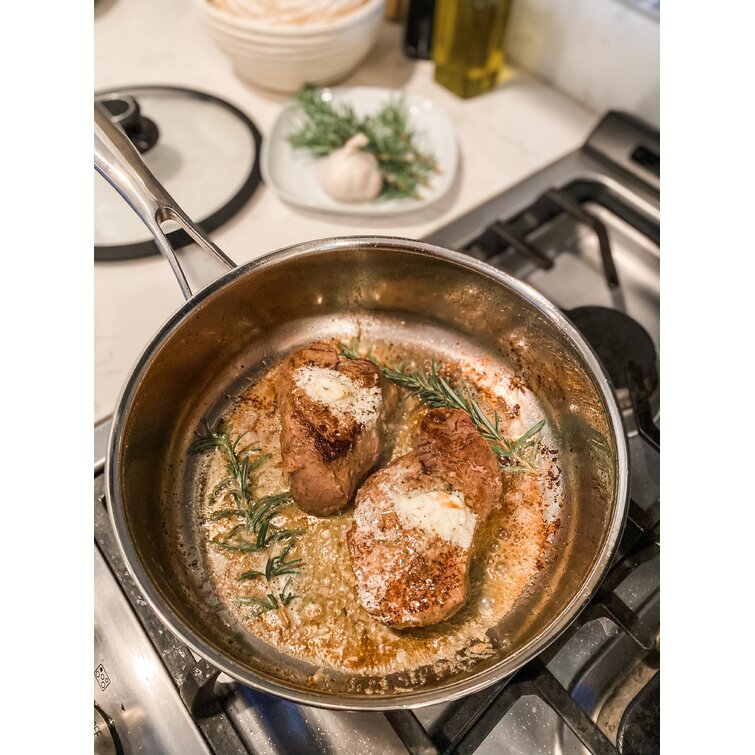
278,341,398,516
348,408,502,627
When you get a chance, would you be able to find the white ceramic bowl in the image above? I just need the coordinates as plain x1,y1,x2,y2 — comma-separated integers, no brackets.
195,0,385,93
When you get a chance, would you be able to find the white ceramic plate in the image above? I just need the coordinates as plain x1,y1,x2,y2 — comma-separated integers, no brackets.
261,87,458,215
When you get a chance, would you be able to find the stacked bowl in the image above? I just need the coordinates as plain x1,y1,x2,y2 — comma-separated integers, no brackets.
195,0,386,93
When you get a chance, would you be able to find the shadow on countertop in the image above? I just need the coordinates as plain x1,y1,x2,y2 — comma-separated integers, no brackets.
95,0,118,20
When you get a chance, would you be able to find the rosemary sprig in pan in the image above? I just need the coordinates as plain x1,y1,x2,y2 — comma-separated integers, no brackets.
235,579,299,616
191,421,261,529
339,341,545,473
235,578,299,628
191,420,303,619
237,544,303,583
208,492,294,523
191,421,298,541
288,85,439,200
210,526,302,554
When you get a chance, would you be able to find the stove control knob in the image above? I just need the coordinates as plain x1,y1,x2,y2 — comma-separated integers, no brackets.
94,704,123,755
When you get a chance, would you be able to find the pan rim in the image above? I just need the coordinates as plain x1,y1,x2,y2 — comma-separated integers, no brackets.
105,235,629,711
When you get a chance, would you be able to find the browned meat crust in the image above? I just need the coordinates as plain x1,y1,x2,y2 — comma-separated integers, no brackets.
278,341,398,516
348,408,502,628
415,408,501,522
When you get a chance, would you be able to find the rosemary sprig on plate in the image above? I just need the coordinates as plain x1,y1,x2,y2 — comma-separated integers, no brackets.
339,340,545,473
288,85,439,200
191,420,304,619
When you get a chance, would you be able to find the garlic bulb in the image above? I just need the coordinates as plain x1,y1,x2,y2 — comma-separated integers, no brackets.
318,133,383,202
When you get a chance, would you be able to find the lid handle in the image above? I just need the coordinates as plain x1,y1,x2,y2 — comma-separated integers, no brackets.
95,94,160,154
94,102,236,299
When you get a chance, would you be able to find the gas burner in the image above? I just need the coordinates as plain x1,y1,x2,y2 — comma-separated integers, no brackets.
565,306,657,393
616,672,660,755
566,306,660,451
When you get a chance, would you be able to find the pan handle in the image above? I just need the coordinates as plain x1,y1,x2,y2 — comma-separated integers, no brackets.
94,103,236,299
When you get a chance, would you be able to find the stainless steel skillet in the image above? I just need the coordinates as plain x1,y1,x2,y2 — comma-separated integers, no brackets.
95,105,628,710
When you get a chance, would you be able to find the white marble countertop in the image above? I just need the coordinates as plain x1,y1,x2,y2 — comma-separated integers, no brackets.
94,0,596,423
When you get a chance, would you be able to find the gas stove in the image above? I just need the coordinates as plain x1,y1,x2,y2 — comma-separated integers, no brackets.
94,110,659,755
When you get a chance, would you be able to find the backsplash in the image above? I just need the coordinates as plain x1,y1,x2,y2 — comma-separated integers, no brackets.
506,0,660,127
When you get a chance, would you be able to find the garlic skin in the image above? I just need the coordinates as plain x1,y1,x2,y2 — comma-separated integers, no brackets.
318,133,383,203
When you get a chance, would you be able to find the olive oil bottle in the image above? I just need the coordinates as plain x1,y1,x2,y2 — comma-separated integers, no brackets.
432,0,513,98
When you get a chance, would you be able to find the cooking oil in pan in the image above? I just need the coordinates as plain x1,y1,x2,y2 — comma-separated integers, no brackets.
195,337,561,682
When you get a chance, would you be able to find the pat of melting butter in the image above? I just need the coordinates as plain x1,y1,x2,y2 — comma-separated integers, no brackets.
303,371,353,402
293,366,381,426
393,490,476,549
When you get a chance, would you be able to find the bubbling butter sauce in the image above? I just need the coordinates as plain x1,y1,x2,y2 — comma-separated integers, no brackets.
197,342,561,679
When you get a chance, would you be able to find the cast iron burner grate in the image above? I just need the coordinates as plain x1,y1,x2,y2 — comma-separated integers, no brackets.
463,185,627,288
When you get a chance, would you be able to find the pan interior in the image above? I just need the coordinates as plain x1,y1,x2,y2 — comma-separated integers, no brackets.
112,241,622,707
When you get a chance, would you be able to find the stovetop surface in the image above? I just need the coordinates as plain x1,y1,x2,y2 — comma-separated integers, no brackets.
94,110,660,755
